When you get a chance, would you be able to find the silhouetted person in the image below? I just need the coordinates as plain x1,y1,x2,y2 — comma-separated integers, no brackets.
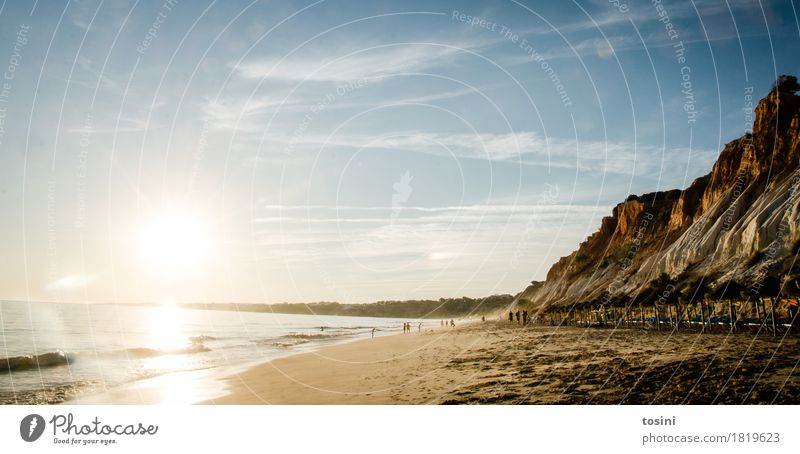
371,328,376,338
515,311,520,323
418,323,422,332
450,319,455,328
509,311,514,322
522,310,528,325
481,316,485,322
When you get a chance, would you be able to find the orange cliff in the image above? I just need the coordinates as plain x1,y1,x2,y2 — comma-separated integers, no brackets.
516,79,800,311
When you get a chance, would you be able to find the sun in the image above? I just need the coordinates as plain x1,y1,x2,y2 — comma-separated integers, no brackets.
137,212,212,274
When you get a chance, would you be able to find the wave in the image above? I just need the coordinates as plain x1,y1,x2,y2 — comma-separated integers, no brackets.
281,332,338,340
188,335,217,343
250,329,366,348
318,326,375,331
264,339,310,348
123,344,211,358
0,344,212,374
0,351,74,373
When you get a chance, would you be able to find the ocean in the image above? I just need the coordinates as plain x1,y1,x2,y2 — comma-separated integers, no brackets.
0,301,434,404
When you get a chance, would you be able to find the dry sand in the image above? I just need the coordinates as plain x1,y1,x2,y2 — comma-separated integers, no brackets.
204,321,800,404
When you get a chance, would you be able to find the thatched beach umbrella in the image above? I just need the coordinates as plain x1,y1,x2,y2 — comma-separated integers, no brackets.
707,280,747,333
759,276,782,335
638,277,669,331
780,276,800,330
679,277,712,332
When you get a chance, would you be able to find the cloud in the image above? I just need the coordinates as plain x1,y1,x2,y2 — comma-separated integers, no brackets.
572,37,626,59
247,202,611,280
68,0,102,31
567,0,761,36
249,201,607,272
251,130,714,176
500,0,767,64
201,97,285,133
251,203,610,224
200,85,486,133
232,44,464,82
64,112,164,134
46,274,96,291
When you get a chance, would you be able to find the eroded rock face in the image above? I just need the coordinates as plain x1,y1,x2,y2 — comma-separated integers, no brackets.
519,88,800,310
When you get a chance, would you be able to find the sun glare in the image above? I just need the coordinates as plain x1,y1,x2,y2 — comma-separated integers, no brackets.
147,301,187,351
137,212,213,274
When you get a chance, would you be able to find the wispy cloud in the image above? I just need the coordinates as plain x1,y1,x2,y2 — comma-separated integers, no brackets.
201,97,284,133
68,0,101,31
500,0,767,63
251,203,610,224
46,274,96,291
201,85,486,133
250,202,605,269
232,44,465,82
565,0,761,35
64,112,164,134
250,130,715,176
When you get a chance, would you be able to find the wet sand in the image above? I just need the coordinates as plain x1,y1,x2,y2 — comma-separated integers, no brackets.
204,321,800,404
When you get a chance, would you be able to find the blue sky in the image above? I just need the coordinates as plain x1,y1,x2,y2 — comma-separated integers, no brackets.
0,0,798,304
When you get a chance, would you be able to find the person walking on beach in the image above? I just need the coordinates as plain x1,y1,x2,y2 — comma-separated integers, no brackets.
515,311,520,323
509,311,514,322
372,328,376,338
450,319,455,328
522,310,528,325
402,322,406,333
418,323,422,332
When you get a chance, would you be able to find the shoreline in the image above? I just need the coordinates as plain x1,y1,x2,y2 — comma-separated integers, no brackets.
66,322,465,405
202,322,477,404
68,321,800,404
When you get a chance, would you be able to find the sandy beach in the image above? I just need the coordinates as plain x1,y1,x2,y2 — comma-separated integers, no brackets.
201,321,800,404
69,321,800,405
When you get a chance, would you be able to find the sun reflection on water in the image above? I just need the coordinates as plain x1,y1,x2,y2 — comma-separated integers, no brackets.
129,369,222,405
142,302,191,372
147,302,187,350
127,302,221,404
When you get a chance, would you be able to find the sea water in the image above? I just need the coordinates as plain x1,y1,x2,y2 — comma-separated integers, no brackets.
0,301,432,404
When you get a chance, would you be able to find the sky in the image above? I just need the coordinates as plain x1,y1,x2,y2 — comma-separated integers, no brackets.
0,0,798,304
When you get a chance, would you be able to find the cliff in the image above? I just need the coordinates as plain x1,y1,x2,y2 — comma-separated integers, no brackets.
517,79,800,311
